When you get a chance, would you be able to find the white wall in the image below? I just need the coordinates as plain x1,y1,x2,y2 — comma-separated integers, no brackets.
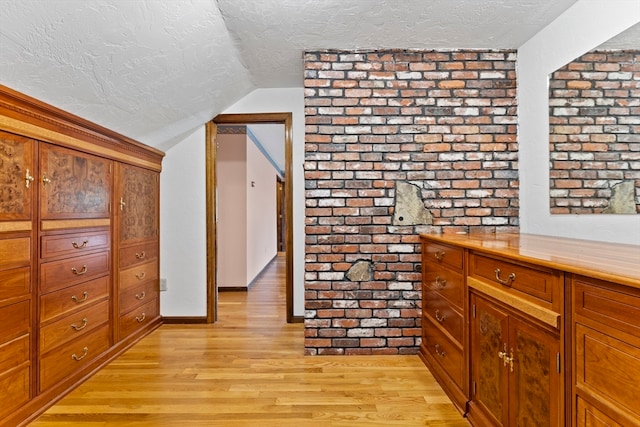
518,0,640,245
246,137,278,282
159,88,305,317
223,88,306,315
160,126,207,316
217,133,248,288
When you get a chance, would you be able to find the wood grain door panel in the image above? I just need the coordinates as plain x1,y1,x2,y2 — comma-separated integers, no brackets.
0,131,34,222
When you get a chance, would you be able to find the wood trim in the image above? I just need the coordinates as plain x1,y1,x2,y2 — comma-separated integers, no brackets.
205,121,217,323
0,84,164,170
468,277,561,329
161,316,208,324
210,113,295,323
218,287,248,292
290,316,304,324
41,219,111,231
0,221,31,233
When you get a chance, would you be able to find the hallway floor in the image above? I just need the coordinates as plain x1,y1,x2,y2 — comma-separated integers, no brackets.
31,254,469,426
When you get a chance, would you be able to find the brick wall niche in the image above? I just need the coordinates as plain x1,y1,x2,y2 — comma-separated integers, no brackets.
304,50,519,355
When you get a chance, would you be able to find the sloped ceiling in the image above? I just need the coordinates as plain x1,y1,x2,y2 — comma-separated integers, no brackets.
0,0,578,151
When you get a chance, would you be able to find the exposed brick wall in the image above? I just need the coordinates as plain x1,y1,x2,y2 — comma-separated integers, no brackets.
303,50,519,355
549,50,640,214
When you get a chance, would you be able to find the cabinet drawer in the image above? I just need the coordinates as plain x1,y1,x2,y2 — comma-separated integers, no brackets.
0,237,30,268
0,267,30,300
470,253,558,305
574,276,640,337
39,325,110,391
40,276,110,323
41,230,110,259
119,241,158,269
119,280,158,315
0,365,30,419
40,299,109,354
423,287,463,344
119,297,159,340
40,251,110,294
0,300,30,344
576,323,640,420
0,334,29,373
423,241,463,271
576,397,627,427
423,263,464,308
422,316,464,388
119,259,158,292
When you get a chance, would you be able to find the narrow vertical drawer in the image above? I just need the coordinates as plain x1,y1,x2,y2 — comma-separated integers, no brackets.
422,241,463,271
41,230,110,259
119,259,158,292
40,251,110,294
0,267,30,300
0,300,30,344
119,280,158,315
119,297,159,340
40,276,110,323
0,237,30,268
422,264,464,308
423,287,463,345
0,365,30,419
39,299,110,354
39,325,110,392
422,316,464,388
0,335,29,373
119,242,158,269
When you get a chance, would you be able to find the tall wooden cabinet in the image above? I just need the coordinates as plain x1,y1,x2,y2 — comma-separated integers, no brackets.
419,233,640,427
0,84,163,426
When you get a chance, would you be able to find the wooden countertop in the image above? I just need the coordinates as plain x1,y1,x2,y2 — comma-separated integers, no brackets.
420,233,640,289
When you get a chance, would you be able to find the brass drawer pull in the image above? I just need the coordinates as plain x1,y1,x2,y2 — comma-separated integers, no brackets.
435,310,446,323
42,173,52,187
72,240,88,249
136,272,146,280
435,276,447,289
71,265,88,275
119,197,126,211
135,251,146,259
136,312,146,323
72,347,89,361
25,169,35,188
494,268,516,286
434,251,445,261
135,291,146,300
71,317,88,331
498,343,514,372
434,344,446,357
71,291,88,303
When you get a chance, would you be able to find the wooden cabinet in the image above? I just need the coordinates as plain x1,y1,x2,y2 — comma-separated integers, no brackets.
420,240,467,413
469,292,561,427
419,233,639,427
0,84,163,426
573,275,640,426
114,163,160,342
0,130,34,420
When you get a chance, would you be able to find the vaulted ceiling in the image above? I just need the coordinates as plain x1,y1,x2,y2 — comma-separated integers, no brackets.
0,0,579,151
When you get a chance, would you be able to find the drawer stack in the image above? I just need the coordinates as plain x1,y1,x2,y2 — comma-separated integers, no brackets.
38,229,111,391
117,242,159,340
420,238,467,412
573,275,640,426
0,237,32,420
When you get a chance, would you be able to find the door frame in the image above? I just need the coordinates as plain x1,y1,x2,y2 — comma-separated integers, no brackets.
206,113,294,323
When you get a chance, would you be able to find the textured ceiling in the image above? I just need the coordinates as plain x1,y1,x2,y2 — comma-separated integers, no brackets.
0,0,580,150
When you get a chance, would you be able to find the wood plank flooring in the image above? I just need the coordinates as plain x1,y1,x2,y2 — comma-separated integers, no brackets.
30,254,469,426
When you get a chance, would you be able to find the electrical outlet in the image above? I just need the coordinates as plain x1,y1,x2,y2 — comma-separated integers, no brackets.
160,278,168,291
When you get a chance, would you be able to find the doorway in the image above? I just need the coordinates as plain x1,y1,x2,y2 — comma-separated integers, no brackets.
206,113,293,323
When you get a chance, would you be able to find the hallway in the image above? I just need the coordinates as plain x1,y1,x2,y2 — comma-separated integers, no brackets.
31,254,468,426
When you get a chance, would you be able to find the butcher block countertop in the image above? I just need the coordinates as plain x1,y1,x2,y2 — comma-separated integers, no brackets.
419,233,640,289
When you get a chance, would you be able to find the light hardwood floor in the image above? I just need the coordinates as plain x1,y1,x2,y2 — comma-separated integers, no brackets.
31,254,469,426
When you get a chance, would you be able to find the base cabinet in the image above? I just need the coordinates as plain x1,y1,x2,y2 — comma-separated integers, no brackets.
469,292,561,427
420,233,639,427
0,84,164,426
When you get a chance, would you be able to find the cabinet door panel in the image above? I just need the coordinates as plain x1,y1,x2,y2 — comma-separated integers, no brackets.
471,293,509,426
510,316,560,427
118,165,158,244
0,131,34,222
40,144,111,219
